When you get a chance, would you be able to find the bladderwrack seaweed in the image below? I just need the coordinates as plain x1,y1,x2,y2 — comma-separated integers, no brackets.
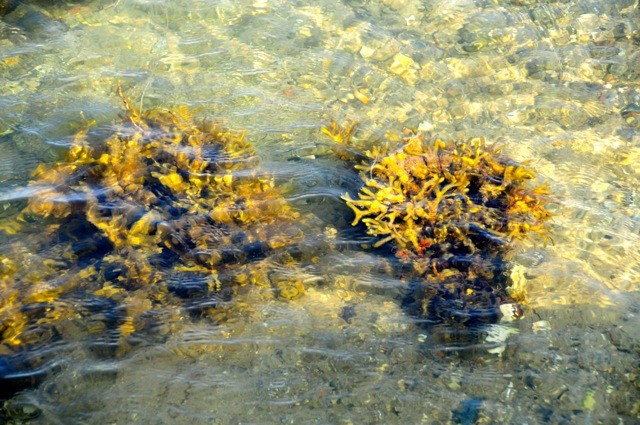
323,122,552,334
0,92,317,384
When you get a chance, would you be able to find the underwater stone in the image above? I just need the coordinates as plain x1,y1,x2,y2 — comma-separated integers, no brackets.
0,89,318,383
323,121,551,334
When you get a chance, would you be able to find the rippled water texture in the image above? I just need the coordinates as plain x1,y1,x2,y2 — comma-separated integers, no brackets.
1,0,639,423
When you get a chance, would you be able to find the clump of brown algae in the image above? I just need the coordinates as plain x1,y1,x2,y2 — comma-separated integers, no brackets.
0,89,315,365
323,122,552,329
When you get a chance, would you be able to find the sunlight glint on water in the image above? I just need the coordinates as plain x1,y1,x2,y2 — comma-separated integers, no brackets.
1,0,639,423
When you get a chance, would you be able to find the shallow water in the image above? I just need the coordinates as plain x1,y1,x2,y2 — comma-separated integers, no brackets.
1,0,639,423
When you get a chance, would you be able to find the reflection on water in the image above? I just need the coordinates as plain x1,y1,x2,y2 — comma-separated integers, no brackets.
1,0,639,423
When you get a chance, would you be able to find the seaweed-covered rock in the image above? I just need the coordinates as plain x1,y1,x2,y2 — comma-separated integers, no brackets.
0,90,318,384
323,122,551,331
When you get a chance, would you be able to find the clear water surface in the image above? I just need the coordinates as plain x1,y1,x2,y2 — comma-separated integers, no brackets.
0,0,639,423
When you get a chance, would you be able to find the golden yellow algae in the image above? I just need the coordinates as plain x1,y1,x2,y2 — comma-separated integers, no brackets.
323,121,551,330
0,89,317,365
321,119,356,145
341,134,551,260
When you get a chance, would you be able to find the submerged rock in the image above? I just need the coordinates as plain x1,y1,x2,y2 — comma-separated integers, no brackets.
323,122,551,338
0,89,321,390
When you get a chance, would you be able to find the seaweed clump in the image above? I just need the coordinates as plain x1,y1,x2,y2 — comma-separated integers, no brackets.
0,90,314,379
324,123,551,331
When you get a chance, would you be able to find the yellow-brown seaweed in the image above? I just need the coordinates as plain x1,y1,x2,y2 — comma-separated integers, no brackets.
0,92,316,360
342,135,551,260
324,121,551,328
